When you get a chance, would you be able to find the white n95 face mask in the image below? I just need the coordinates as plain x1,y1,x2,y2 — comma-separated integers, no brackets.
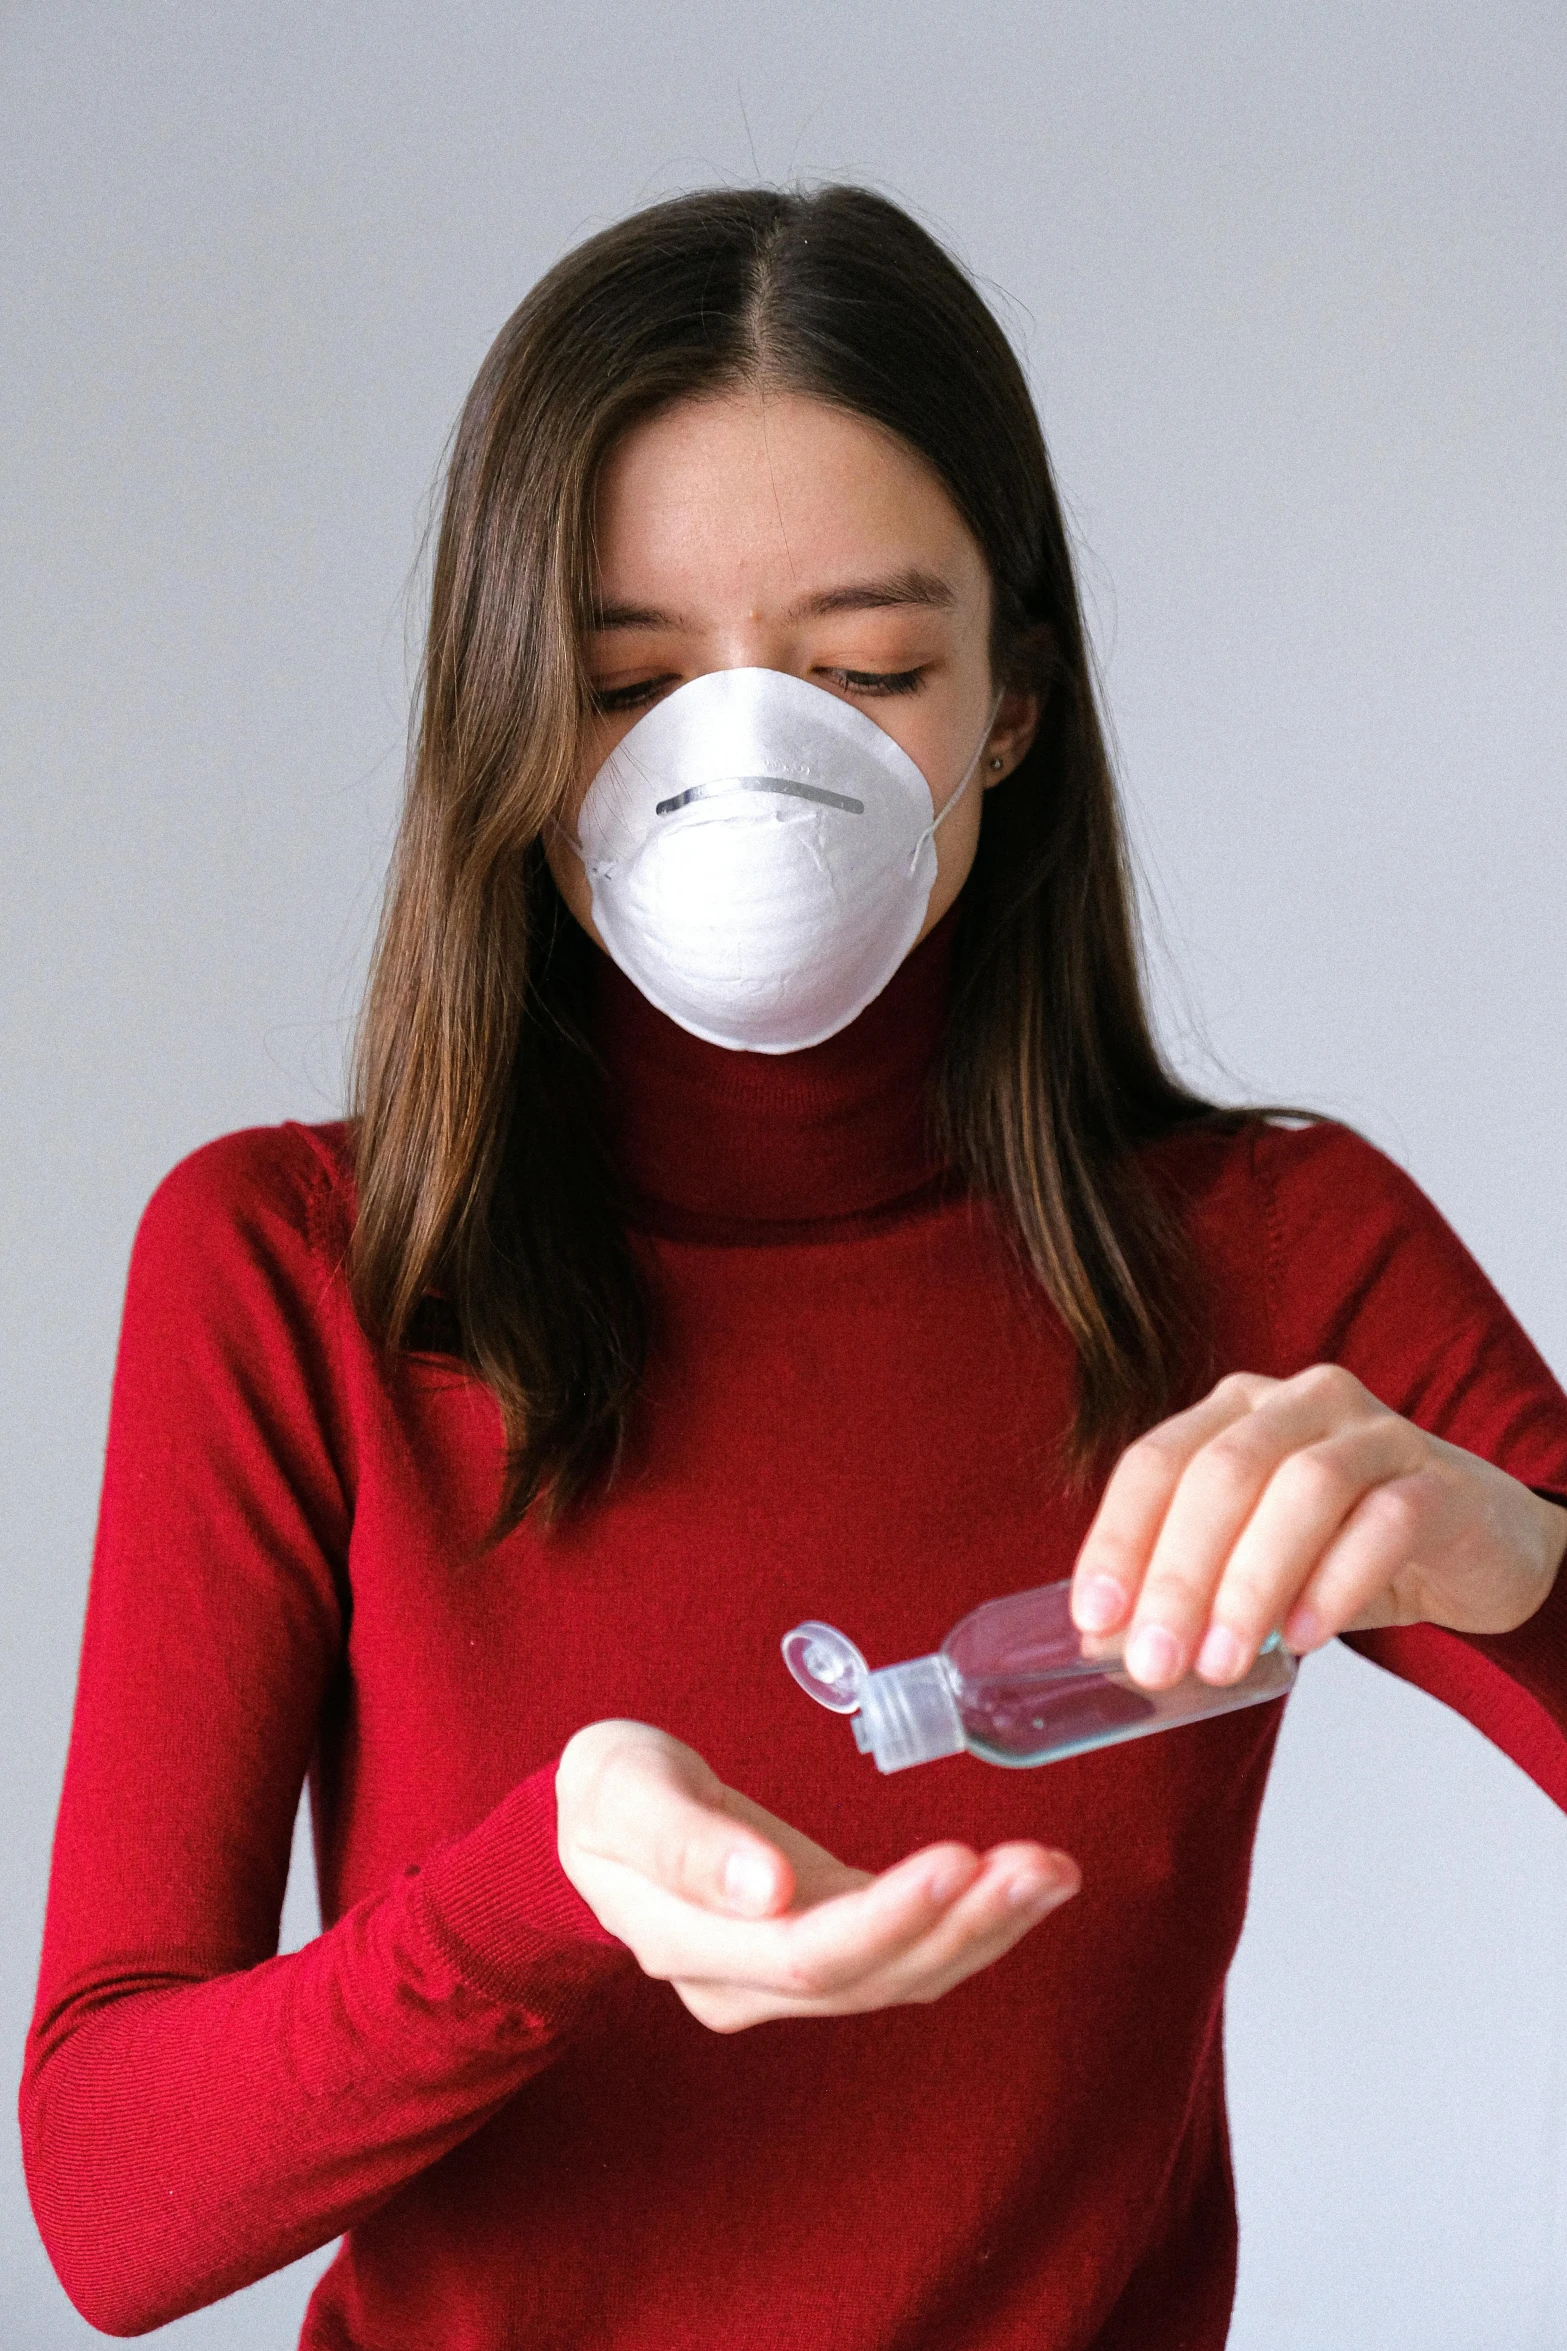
573,666,996,1054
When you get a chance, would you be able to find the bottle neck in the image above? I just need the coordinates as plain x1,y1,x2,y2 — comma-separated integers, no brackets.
856,1654,965,1774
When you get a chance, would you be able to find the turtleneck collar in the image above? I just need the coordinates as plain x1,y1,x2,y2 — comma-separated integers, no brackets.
591,907,960,1236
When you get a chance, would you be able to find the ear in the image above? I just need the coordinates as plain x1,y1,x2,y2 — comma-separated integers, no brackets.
982,623,1056,784
981,683,1041,786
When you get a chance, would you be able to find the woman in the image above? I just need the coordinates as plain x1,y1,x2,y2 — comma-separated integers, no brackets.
24,185,1567,2348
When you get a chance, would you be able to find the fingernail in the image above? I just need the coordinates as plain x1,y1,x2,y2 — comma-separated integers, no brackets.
723,1850,776,1912
1284,1604,1321,1652
1076,1576,1125,1632
1196,1624,1244,1682
926,1863,968,1904
1126,1623,1181,1686
1007,1869,1061,1909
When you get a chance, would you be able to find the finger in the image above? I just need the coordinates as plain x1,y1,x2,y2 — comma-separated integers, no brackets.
1281,1470,1439,1651
873,1843,1081,2002
572,1735,797,1918
756,1842,993,1994
1193,1419,1427,1680
1124,1366,1383,1687
676,1844,1078,2025
770,1841,1074,2007
1072,1375,1276,1640
707,1781,855,1895
614,1838,981,1991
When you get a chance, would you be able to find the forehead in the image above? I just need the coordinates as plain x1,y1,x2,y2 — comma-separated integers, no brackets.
592,391,986,607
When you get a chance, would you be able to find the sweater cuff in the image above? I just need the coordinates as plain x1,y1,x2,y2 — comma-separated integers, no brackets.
415,1759,629,2009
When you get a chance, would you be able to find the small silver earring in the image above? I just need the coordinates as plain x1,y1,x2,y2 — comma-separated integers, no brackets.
988,755,1005,772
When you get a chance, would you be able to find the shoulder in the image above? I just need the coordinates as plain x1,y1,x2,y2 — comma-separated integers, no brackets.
1140,1117,1565,1457
1180,1114,1539,1393
1140,1114,1500,1378
1245,1114,1429,1214
103,1127,364,1599
1242,1116,1487,1313
132,1119,359,1295
1143,1111,1416,1207
1144,1114,1441,1256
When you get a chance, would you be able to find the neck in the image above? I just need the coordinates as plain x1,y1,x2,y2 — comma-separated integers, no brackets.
590,909,960,1236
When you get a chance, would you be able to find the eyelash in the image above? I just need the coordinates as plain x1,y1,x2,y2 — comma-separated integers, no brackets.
824,666,928,698
591,666,928,715
592,675,679,714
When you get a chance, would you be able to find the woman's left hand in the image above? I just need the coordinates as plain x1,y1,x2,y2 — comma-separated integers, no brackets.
1071,1365,1567,1690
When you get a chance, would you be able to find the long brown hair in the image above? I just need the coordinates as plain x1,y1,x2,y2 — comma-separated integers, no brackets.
352,184,1232,1535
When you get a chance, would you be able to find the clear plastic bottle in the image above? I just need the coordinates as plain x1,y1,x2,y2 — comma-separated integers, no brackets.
782,1578,1296,1774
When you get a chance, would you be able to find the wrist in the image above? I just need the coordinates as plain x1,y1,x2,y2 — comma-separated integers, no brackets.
418,1761,628,2007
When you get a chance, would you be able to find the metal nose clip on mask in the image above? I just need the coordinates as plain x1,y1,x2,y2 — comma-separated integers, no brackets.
573,667,1000,1054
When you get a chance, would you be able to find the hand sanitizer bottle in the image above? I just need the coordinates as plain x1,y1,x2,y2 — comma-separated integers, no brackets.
782,1579,1295,1773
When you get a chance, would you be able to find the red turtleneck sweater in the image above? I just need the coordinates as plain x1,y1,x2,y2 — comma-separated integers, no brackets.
24,922,1567,2346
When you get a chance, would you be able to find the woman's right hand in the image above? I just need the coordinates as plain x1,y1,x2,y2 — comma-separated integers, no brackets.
555,1720,1079,2033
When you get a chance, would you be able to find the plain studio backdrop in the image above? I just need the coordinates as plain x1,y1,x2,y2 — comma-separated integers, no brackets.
4,6,1564,2344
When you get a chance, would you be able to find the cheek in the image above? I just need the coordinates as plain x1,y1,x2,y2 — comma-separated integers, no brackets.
574,715,630,804
862,657,996,811
886,702,986,813
933,764,984,867
566,705,645,839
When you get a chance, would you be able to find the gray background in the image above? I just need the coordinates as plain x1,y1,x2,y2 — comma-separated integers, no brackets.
4,4,1564,2343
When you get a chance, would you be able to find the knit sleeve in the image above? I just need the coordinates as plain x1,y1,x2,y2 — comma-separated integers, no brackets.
1254,1120,1567,1810
20,1129,628,2338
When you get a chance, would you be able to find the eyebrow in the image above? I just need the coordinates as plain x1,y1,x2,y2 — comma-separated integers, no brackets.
792,568,957,620
587,567,958,633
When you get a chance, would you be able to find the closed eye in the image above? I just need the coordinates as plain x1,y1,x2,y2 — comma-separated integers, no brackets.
590,664,929,715
820,667,928,697
590,673,680,715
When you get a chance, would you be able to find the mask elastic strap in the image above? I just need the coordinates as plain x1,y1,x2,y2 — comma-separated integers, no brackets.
560,818,610,883
922,689,1006,856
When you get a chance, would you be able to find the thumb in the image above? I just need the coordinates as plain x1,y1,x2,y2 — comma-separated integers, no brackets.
562,1723,795,1917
